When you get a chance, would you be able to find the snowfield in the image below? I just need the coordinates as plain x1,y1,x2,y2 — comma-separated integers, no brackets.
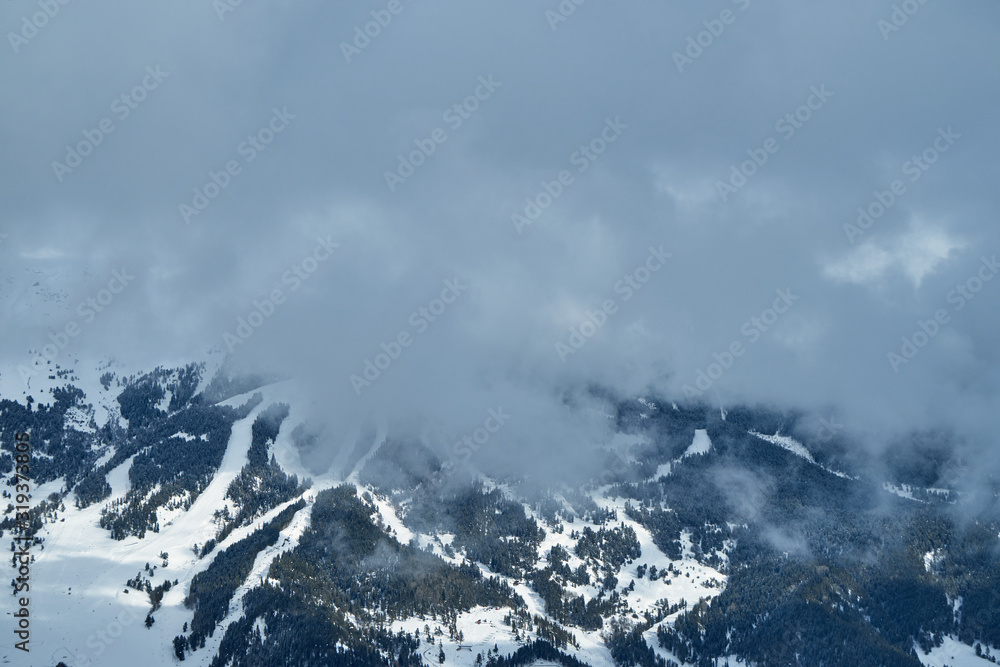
0,376,755,667
916,636,999,667
683,430,712,458
2,367,993,667
749,430,815,463
5,383,292,667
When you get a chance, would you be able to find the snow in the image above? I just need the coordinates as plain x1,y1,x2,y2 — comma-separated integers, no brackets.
0,366,921,667
642,628,748,667
749,430,815,463
402,489,733,667
65,405,96,433
952,597,963,624
0,355,117,426
884,482,924,502
198,494,315,662
598,496,730,624
923,549,943,573
261,379,349,483
346,417,388,482
397,555,596,666
28,477,66,507
637,397,657,411
652,461,673,479
105,454,136,498
644,631,687,666
3,395,281,666
156,388,173,413
749,429,854,480
684,429,712,457
391,605,618,667
94,448,115,468
193,349,226,398
917,636,999,666
647,430,712,480
365,489,415,544
0,373,442,666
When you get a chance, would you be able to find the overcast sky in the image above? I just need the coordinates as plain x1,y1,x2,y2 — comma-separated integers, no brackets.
1,0,998,481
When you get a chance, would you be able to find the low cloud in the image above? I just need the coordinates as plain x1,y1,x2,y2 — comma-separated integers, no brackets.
1,0,998,489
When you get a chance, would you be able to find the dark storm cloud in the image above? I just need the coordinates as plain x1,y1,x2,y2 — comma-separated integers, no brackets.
2,0,998,480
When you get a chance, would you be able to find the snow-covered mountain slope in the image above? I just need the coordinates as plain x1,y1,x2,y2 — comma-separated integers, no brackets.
1,360,998,667
25,390,288,666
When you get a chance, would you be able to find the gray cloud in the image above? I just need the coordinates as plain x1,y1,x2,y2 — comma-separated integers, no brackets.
2,0,998,482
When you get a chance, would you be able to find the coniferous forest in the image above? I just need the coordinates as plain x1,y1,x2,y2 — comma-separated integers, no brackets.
2,369,999,667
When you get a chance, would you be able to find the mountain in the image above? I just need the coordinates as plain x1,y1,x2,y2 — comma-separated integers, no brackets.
1,360,999,667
